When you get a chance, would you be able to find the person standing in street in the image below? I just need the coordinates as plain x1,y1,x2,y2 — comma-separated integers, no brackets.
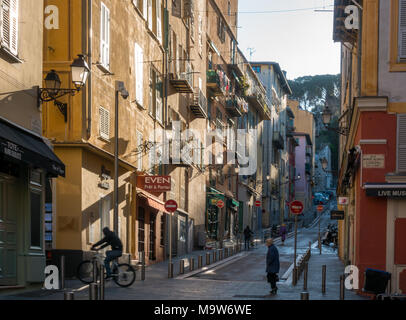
266,238,280,295
244,226,254,250
279,224,287,245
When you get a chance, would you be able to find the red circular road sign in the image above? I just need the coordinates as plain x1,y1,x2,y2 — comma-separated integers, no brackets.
317,205,324,213
216,200,225,209
165,200,178,213
290,200,304,215
255,200,261,207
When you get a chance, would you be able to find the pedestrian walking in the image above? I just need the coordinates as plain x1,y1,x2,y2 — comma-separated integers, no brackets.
244,226,254,250
279,224,287,245
266,238,280,295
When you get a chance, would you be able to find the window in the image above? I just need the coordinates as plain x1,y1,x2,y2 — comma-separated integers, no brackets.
30,191,42,248
100,2,110,69
147,0,153,30
99,106,110,140
252,66,261,73
133,0,147,19
137,130,143,170
399,0,406,60
0,0,19,56
217,15,225,43
134,42,144,106
397,114,406,172
156,0,162,42
156,73,163,123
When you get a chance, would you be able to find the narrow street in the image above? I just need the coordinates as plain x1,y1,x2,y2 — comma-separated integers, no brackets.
0,202,365,301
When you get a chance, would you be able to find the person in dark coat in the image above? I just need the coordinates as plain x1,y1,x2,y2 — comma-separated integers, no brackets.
279,224,287,245
266,238,280,295
92,227,123,278
244,226,254,250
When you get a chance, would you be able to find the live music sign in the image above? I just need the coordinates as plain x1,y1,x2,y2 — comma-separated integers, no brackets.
137,176,172,192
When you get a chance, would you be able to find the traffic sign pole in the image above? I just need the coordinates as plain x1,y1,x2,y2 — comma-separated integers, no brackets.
165,200,178,279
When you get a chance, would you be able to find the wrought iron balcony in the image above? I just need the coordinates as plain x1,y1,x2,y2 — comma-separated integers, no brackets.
207,68,230,97
170,61,194,93
225,96,243,118
190,88,208,119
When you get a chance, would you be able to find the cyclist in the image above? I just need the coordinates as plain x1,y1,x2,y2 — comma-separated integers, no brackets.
91,227,123,278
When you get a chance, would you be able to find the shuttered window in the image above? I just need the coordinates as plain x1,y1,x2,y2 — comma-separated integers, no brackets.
99,106,110,140
399,0,406,60
134,42,144,106
0,0,19,55
156,0,162,42
397,114,406,172
100,2,110,69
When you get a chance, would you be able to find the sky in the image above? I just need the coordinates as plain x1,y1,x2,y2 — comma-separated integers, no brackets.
237,0,341,80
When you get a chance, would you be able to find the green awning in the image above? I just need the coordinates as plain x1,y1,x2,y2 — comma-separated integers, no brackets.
207,187,225,200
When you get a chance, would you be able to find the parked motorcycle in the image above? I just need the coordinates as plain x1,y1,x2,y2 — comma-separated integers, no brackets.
322,224,338,246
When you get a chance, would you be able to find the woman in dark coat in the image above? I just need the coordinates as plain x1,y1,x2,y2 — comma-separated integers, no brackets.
266,238,280,295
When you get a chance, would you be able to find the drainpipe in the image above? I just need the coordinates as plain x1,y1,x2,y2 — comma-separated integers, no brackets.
87,0,93,138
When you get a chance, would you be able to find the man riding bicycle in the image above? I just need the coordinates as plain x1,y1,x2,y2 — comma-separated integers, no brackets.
91,227,123,278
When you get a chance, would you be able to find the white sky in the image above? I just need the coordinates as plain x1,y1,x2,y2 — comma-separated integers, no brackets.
237,0,341,80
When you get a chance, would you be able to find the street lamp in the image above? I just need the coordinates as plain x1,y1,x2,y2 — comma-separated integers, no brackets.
321,101,349,136
38,54,90,122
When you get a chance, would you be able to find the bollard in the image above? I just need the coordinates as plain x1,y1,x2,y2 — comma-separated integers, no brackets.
292,267,297,286
322,265,326,294
64,291,74,300
60,255,65,290
179,259,185,275
141,251,146,281
213,250,216,263
219,249,223,261
303,263,308,291
340,275,345,300
99,264,105,300
168,263,173,278
89,283,99,300
93,260,98,283
301,292,309,300
190,258,195,272
206,252,211,265
225,248,228,258
198,255,203,269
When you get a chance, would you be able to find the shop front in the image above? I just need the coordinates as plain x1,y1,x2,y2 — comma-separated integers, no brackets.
0,117,65,286
206,187,225,241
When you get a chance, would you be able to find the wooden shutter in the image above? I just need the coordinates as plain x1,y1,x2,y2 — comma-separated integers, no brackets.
398,114,406,172
1,0,18,55
399,0,406,59
134,42,144,105
100,3,110,69
99,106,110,140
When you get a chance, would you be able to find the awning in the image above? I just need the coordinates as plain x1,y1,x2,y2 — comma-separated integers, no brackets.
364,183,406,198
0,117,65,177
137,189,170,213
207,187,225,199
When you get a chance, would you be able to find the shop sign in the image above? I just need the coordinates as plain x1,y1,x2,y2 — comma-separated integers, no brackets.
331,211,345,220
3,141,22,160
363,154,385,169
137,176,171,192
338,197,349,205
366,188,406,198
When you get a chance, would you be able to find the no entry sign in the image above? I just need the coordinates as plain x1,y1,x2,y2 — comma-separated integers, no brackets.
317,205,324,213
255,200,261,207
290,201,304,215
164,200,178,213
216,200,225,209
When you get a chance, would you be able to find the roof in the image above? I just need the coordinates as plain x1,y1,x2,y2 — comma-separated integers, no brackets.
250,61,293,95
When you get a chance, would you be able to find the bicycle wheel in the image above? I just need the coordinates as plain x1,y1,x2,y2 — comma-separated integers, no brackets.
77,260,98,284
113,263,136,287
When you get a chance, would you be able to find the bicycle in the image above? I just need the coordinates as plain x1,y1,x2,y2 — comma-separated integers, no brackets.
76,250,136,288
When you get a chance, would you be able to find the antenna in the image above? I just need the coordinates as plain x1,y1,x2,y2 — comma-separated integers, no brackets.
247,47,256,61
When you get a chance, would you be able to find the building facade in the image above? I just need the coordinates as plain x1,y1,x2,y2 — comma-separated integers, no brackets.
334,0,406,294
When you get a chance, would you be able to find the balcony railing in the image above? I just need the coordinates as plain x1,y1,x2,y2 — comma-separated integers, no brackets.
207,68,230,96
246,87,271,120
190,88,208,119
170,61,193,93
225,96,245,118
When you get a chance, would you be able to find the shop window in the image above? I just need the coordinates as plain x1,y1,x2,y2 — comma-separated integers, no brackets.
30,191,42,248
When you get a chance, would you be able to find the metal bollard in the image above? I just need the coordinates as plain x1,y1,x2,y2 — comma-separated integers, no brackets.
190,258,195,272
301,292,309,300
322,265,326,294
93,260,98,283
219,249,223,260
340,275,345,300
198,255,203,269
225,248,228,258
292,267,297,286
64,291,74,300
168,263,173,278
303,263,308,291
89,283,99,300
206,252,211,265
179,259,185,275
99,264,105,300
60,255,65,290
212,250,216,263
141,251,146,281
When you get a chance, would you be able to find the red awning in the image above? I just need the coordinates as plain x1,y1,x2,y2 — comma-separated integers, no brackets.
137,190,170,214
